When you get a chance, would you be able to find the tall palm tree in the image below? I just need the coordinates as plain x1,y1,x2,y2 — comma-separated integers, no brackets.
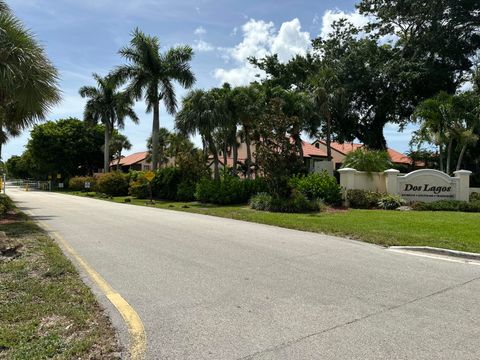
176,89,224,180
146,127,171,167
113,28,196,171
79,74,139,173
0,3,60,158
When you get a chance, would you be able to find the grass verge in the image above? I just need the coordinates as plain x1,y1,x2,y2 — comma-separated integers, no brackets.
64,191,480,254
0,211,120,359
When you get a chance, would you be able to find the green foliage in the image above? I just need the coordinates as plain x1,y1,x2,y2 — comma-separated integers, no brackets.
290,171,342,205
377,194,406,210
346,190,383,209
0,195,14,217
151,167,182,200
195,176,267,205
176,181,196,202
128,181,149,199
5,155,30,179
68,176,96,192
342,148,392,172
95,172,128,196
24,118,104,179
412,200,480,213
250,191,323,213
470,193,480,202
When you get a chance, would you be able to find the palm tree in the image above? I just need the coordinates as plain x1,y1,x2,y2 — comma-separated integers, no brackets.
231,85,265,179
176,89,224,180
113,28,196,171
310,66,347,161
109,133,132,171
0,4,60,159
146,127,171,167
79,74,139,173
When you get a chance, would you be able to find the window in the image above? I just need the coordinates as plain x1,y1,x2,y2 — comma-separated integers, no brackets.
143,164,151,171
315,143,320,149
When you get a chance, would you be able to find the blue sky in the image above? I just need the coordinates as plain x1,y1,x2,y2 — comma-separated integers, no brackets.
5,0,416,160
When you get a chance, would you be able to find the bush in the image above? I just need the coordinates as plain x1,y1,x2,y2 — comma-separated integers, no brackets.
151,168,182,200
96,172,129,196
342,148,392,172
346,189,383,209
68,176,96,191
470,192,480,202
195,176,267,205
378,194,406,210
128,181,149,199
176,181,196,201
290,172,342,205
0,195,14,218
250,191,323,213
412,200,480,212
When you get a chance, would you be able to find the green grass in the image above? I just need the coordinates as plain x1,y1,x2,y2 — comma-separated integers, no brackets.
64,191,480,254
0,212,119,359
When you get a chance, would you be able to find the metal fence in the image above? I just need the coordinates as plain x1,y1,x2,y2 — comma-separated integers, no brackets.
8,180,51,191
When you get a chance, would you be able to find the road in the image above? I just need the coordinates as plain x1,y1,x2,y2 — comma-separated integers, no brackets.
8,186,480,360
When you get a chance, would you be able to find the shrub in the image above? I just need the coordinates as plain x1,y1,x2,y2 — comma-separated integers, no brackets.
342,148,392,172
0,195,14,217
470,192,480,202
176,181,196,201
291,172,342,205
96,172,129,196
250,191,323,213
195,176,267,205
346,189,383,209
412,200,480,212
151,167,182,200
128,181,149,199
378,194,406,210
249,192,272,211
68,176,96,191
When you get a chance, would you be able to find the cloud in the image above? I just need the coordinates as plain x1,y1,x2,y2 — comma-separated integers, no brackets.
194,26,206,36
319,9,371,39
193,40,214,52
214,18,310,86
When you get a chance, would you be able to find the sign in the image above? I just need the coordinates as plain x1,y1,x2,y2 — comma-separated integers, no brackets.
57,174,62,179
398,169,457,203
48,175,52,180
84,182,91,189
58,183,64,188
144,171,155,182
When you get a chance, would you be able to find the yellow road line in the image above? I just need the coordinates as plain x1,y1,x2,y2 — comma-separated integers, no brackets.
31,218,147,359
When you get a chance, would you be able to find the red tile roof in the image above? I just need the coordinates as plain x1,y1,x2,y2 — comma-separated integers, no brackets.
315,140,413,165
302,141,327,158
110,151,149,167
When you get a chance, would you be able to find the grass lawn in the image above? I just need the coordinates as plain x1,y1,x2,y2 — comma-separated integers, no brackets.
65,191,480,254
0,211,119,359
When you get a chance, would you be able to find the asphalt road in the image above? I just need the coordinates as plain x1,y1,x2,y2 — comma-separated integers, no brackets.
8,187,480,360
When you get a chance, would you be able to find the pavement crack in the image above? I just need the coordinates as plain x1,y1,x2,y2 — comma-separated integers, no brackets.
235,275,480,360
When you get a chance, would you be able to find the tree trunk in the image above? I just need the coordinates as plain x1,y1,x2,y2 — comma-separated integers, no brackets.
446,139,453,174
223,142,228,173
326,114,332,161
245,128,252,179
456,144,467,171
151,102,160,171
116,153,121,171
208,139,220,181
232,139,238,177
104,125,110,173
438,144,444,172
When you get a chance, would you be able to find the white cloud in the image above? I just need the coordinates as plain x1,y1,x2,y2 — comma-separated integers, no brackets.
320,9,371,39
193,40,214,52
214,18,310,86
194,26,206,36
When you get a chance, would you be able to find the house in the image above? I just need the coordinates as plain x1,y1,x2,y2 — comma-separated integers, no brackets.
212,139,334,176
311,140,415,170
110,151,151,172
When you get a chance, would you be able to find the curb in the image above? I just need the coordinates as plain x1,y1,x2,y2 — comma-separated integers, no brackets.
389,246,480,262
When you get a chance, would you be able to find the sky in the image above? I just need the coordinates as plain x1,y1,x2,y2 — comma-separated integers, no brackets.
4,0,417,160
